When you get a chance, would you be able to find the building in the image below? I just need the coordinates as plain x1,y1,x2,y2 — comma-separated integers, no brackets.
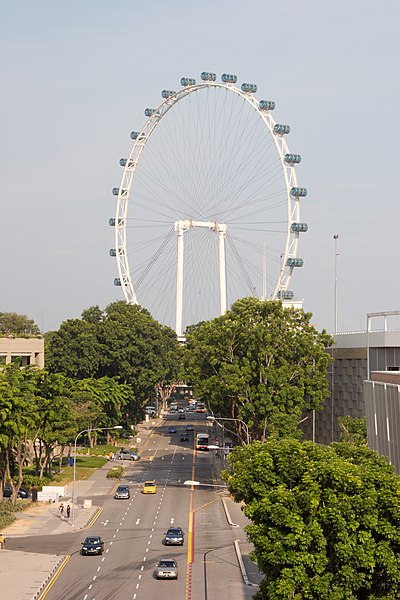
0,336,44,368
301,311,400,473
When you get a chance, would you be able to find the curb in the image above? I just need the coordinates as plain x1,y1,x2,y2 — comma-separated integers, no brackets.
233,539,259,587
221,497,240,528
34,555,68,600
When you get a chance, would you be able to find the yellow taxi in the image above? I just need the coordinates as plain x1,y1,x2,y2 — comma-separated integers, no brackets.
143,480,157,494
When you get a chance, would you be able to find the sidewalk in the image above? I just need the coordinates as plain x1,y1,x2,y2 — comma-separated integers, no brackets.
211,436,263,588
0,416,164,599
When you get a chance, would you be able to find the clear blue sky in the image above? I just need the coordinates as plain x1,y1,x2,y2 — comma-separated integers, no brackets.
1,0,399,333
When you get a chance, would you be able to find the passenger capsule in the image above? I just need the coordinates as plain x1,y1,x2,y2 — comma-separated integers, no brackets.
120,158,135,168
130,131,146,141
291,222,308,233
290,187,308,197
144,108,157,117
109,249,117,257
259,100,276,111
161,90,176,98
278,290,295,300
284,153,301,165
201,72,216,81
112,188,119,196
274,124,291,135
221,73,237,83
286,258,304,268
180,77,196,86
241,83,257,93
109,218,125,226
114,278,122,286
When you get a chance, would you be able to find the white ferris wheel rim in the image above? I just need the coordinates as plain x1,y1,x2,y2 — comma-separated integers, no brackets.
113,76,303,321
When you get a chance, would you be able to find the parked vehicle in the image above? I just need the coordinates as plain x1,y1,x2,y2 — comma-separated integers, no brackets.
116,450,140,461
3,484,30,499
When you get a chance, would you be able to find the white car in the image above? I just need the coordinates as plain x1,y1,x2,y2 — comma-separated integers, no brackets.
155,558,178,579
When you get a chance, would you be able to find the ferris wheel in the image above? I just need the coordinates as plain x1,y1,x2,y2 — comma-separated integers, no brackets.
110,71,308,337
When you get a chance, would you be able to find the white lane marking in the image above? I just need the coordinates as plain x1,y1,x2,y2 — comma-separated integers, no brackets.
134,595,137,599
143,556,147,561
139,574,142,580
106,549,109,553
110,541,113,545
93,575,97,581
146,547,149,552
136,518,140,524
117,528,120,532
102,557,105,562
88,585,93,590
136,583,140,589
149,534,153,538
170,518,175,524
141,565,144,571
97,566,101,572
148,540,151,545
84,595,88,600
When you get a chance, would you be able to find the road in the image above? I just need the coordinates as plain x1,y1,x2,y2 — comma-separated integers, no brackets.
10,414,256,600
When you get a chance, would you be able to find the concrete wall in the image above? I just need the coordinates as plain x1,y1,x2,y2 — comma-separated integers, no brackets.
365,380,400,474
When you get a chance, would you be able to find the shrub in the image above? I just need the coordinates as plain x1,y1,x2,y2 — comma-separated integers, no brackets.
107,466,123,479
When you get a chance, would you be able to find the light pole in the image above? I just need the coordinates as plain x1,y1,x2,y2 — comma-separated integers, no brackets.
333,234,339,335
206,416,250,445
72,425,122,526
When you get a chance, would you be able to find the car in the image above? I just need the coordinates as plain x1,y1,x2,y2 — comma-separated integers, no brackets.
81,535,104,555
180,434,189,442
155,558,178,579
114,484,130,499
185,424,194,432
116,450,140,461
178,408,184,413
3,484,30,499
168,426,177,434
164,527,184,545
178,413,186,420
143,480,157,494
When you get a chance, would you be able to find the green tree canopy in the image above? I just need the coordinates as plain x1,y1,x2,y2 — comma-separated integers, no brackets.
225,438,400,599
0,312,41,336
184,297,333,441
45,301,182,420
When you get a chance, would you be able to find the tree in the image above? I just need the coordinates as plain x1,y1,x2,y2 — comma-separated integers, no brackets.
45,319,104,379
338,416,367,446
184,298,333,441
46,301,182,422
225,438,400,599
0,312,41,336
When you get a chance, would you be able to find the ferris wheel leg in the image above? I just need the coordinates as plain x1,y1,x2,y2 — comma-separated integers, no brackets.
176,228,184,337
219,228,227,315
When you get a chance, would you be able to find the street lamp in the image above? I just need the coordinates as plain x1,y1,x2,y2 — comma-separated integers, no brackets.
72,425,123,526
206,416,250,445
183,480,228,488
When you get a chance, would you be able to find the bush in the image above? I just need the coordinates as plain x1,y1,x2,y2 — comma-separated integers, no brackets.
107,466,123,479
0,500,30,530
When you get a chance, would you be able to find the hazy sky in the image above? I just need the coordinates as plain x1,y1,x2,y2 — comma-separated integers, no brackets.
2,0,399,334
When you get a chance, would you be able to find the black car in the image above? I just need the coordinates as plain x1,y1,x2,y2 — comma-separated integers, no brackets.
180,434,189,442
81,535,104,555
164,527,184,545
3,484,30,499
178,413,186,420
168,426,177,434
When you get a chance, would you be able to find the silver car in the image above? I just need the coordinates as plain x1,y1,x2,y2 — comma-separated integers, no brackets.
116,450,140,461
164,527,184,545
114,484,130,499
155,558,178,579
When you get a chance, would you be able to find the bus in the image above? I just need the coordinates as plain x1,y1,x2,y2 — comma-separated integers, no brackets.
196,432,209,451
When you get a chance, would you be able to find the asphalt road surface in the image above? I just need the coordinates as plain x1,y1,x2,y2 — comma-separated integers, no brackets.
11,414,255,600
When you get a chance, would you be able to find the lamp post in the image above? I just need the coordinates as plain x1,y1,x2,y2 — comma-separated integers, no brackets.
206,416,250,445
333,234,339,334
72,425,123,526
